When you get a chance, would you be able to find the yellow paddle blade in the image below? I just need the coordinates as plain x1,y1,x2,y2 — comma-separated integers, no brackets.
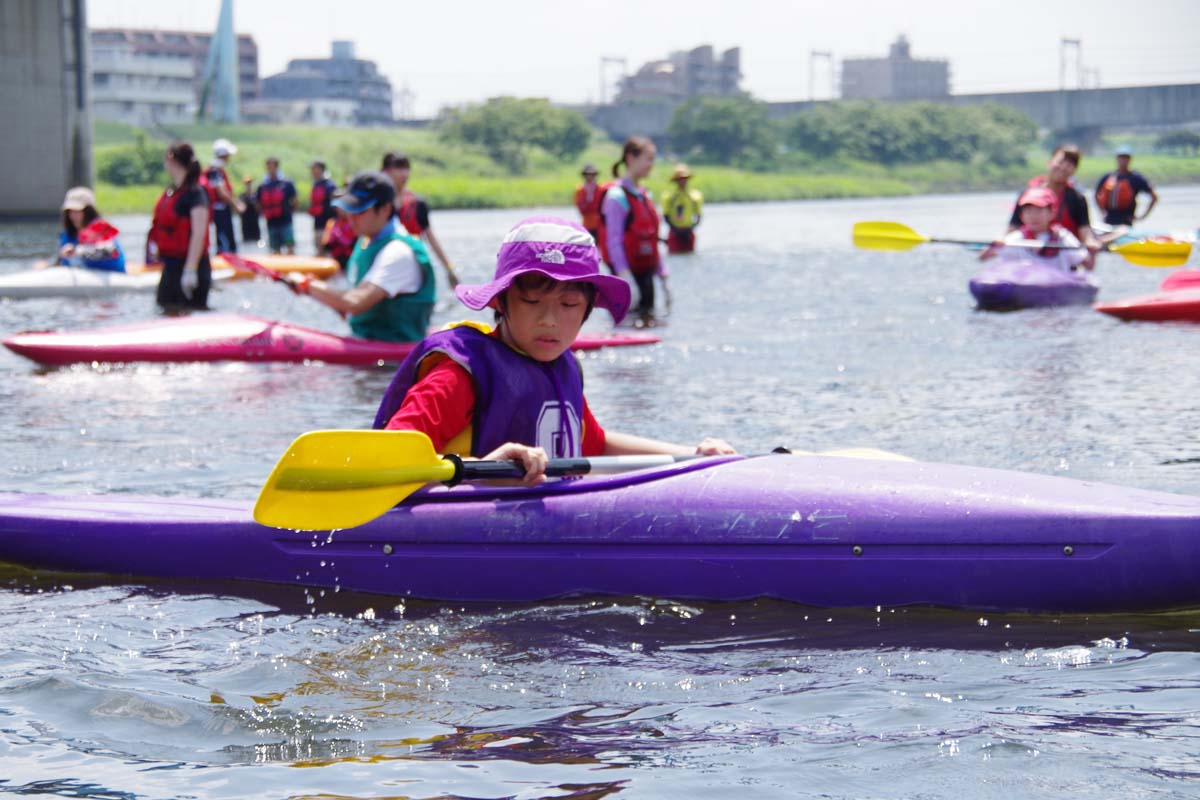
254,430,457,531
1110,239,1192,267
852,221,932,251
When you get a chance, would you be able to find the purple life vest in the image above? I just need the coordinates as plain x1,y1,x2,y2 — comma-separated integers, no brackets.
372,326,585,458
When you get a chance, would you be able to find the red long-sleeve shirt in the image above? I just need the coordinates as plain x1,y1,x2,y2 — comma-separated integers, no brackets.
384,353,607,456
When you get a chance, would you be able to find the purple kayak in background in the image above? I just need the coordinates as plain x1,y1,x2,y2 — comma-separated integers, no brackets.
969,258,1099,310
1,453,1198,613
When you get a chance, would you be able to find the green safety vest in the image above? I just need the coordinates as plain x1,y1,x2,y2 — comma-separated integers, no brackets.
347,228,435,342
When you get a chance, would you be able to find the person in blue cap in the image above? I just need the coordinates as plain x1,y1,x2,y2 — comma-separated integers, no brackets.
1094,145,1158,227
286,170,437,342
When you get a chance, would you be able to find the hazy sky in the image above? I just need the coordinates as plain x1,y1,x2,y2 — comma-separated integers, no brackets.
90,0,1200,117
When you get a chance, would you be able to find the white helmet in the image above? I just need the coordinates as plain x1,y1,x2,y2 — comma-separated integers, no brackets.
213,138,237,157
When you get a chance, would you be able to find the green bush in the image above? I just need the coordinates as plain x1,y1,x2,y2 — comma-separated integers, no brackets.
786,101,1036,166
667,96,779,169
96,131,165,186
1154,130,1200,155
438,97,592,174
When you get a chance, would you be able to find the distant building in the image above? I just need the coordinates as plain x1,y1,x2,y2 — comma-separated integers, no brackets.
840,36,950,100
89,28,259,127
260,41,393,126
616,45,742,105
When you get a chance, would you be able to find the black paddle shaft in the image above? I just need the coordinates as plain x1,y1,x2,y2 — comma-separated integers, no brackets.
442,448,789,485
445,454,600,484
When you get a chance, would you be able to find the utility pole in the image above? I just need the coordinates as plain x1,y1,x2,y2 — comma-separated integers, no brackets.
599,56,628,105
810,50,833,101
1060,38,1082,90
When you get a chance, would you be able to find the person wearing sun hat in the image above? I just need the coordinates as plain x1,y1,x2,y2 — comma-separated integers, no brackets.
55,186,126,272
573,163,603,241
661,163,703,254
373,215,735,485
285,170,436,342
981,185,1087,272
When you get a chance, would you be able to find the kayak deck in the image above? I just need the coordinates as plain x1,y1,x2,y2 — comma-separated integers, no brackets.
1,455,1197,612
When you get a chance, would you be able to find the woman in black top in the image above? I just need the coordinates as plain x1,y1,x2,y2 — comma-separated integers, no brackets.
148,141,211,310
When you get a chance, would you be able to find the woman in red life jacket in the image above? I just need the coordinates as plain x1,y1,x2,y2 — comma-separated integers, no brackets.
148,141,211,310
597,137,665,322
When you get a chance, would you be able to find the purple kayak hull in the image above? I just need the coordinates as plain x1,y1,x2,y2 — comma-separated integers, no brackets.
969,259,1099,310
1,455,1198,612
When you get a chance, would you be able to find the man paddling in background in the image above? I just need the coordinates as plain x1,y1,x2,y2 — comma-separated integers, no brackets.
1000,145,1103,270
381,152,460,289
286,171,436,343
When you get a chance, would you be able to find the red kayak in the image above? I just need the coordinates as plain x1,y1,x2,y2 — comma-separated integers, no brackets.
3,314,661,366
1095,269,1200,322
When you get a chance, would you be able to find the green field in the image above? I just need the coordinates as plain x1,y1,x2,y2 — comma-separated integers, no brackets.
92,120,1200,215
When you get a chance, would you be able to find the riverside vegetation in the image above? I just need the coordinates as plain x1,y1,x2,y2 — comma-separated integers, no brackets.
93,98,1200,215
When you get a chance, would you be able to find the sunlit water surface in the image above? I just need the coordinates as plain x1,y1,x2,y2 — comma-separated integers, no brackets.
2,189,1198,798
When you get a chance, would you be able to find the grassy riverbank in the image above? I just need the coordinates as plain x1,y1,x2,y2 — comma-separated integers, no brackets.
93,121,1200,215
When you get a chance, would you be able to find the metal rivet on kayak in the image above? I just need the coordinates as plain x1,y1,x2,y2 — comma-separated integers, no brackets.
382,544,394,555
1063,545,1074,556
852,545,863,556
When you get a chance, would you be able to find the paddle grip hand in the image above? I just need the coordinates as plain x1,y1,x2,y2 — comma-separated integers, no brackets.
479,443,550,487
451,455,596,485
695,437,736,456
285,273,312,295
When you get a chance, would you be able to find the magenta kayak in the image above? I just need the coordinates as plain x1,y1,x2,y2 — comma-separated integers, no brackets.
2,314,661,366
1095,269,1200,323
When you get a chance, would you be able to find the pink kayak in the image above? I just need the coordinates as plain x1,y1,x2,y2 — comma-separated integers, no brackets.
1095,269,1200,323
3,314,661,366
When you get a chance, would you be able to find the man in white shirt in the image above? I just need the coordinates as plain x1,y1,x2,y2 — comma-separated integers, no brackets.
288,171,436,342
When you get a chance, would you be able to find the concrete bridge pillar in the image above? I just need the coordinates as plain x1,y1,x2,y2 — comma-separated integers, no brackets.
0,0,92,217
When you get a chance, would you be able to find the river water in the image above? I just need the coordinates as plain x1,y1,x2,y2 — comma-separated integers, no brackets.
1,189,1198,798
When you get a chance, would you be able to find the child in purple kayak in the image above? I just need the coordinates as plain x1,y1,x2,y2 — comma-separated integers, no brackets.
980,186,1087,272
374,215,734,485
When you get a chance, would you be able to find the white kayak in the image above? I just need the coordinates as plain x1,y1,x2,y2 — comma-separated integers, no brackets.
0,266,234,300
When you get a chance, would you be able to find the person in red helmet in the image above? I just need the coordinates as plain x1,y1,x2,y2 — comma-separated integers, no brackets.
981,186,1087,272
1001,145,1101,269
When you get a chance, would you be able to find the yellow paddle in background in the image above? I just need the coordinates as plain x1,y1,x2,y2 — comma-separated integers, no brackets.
254,430,913,532
852,221,1192,267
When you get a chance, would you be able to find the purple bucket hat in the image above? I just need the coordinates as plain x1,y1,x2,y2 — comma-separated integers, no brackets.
455,215,631,323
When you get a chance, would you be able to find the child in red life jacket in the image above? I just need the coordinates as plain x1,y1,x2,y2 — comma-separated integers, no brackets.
374,215,735,485
981,186,1087,272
